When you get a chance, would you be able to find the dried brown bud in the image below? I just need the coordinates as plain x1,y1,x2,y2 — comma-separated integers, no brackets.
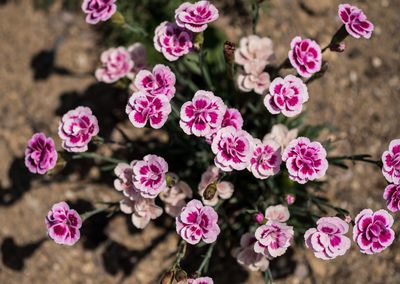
160,271,174,284
223,41,236,65
175,269,188,282
203,182,217,200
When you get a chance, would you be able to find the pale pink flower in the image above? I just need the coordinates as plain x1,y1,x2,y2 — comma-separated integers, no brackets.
25,133,57,175
338,4,374,39
248,139,281,179
353,209,395,255
160,173,193,217
127,43,149,79
58,106,99,153
120,197,163,229
254,221,294,258
95,47,133,83
176,199,220,244
211,126,254,172
188,277,214,284
304,217,351,260
264,205,290,223
81,0,116,25
154,21,193,61
285,194,295,205
382,139,400,184
126,91,171,129
264,75,309,117
288,36,322,78
232,233,270,272
45,202,82,246
383,184,400,213
263,124,298,151
180,90,226,137
198,166,234,206
113,161,141,201
175,1,219,33
237,72,270,95
133,154,168,198
282,137,328,184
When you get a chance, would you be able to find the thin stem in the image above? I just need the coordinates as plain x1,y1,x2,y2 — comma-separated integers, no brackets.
123,23,147,36
173,240,188,269
199,50,215,91
196,242,216,276
264,268,273,284
252,1,260,35
328,155,382,167
81,203,119,221
72,152,126,164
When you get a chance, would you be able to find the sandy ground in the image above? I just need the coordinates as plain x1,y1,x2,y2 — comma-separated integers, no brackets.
0,0,399,283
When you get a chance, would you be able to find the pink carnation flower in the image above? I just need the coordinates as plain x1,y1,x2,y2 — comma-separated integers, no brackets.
188,277,214,284
211,126,254,172
248,139,281,179
176,199,220,244
288,36,322,78
120,197,163,229
175,1,219,33
95,47,133,83
198,166,234,206
132,155,168,198
114,161,141,201
353,209,395,255
382,139,400,184
338,4,374,39
237,72,270,95
263,124,298,151
134,64,176,100
25,132,57,175
282,137,328,184
154,21,193,61
264,75,309,117
304,217,351,260
45,202,82,246
254,221,294,258
232,233,270,272
180,90,226,137
384,184,400,213
264,205,290,223
205,108,243,144
126,91,171,129
58,106,99,153
81,0,116,25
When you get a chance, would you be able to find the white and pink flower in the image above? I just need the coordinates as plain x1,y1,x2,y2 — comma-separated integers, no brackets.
188,277,214,284
81,0,116,25
95,47,133,83
282,137,328,184
304,217,351,260
176,199,220,244
120,197,163,229
211,126,254,172
338,4,374,39
288,36,322,78
221,108,243,130
180,90,226,137
126,91,171,129
113,161,141,201
383,184,400,213
248,139,281,179
175,1,219,33
264,205,290,223
264,75,309,117
382,139,400,184
263,124,298,151
237,72,270,95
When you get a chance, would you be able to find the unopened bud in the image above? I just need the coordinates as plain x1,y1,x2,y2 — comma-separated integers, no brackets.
330,42,345,53
223,41,236,65
111,11,125,26
194,32,204,51
160,271,174,284
175,269,187,282
285,194,295,205
255,212,265,224
203,182,217,200
92,135,104,145
46,152,67,176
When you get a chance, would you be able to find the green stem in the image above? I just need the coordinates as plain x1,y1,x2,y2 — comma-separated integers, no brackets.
72,152,126,164
173,240,188,269
123,23,147,36
327,155,382,167
80,203,118,221
196,242,216,276
252,1,260,35
199,50,215,91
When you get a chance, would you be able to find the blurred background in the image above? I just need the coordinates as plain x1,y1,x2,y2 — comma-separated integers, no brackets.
0,0,399,283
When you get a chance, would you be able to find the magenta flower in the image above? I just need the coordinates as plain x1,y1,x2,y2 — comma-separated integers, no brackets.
282,137,328,184
264,75,309,117
304,217,351,260
58,106,99,153
120,197,163,229
232,232,270,272
188,277,214,284
288,36,322,78
114,161,141,201
353,209,395,255
134,64,176,100
338,4,374,39
248,139,281,179
384,184,400,212
81,0,116,25
175,1,219,33
126,91,171,129
382,139,400,184
133,154,168,198
176,199,220,244
211,126,254,172
154,21,193,61
95,47,133,83
237,72,270,95
254,221,294,258
45,202,82,246
180,90,226,137
25,133,57,175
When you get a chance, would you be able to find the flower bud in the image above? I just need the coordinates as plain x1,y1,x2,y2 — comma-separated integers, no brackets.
111,11,125,26
194,32,204,51
160,271,174,284
175,269,188,282
255,212,265,224
285,194,295,205
203,182,217,200
223,41,236,65
330,42,345,53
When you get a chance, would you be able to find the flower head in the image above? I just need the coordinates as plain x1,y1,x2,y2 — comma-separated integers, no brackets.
282,137,328,184
180,90,226,137
120,197,163,229
264,75,309,117
126,91,171,129
175,1,219,33
338,4,374,39
160,173,193,217
383,184,400,213
288,36,322,78
176,199,220,244
95,47,133,83
353,209,395,254
382,139,400,184
58,106,99,153
25,133,57,174
237,72,270,95
114,161,141,201
154,21,193,61
263,124,298,151
81,0,116,25
304,217,351,260
45,202,82,246
248,139,281,179
264,205,290,223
